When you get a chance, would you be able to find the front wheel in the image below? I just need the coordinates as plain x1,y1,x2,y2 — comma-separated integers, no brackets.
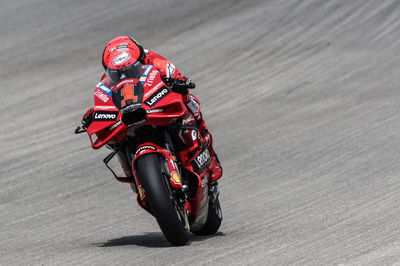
136,153,190,246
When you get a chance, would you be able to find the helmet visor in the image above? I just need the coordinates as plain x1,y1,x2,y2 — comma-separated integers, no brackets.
106,61,143,84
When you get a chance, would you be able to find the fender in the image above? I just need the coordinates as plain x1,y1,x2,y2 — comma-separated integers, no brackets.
132,142,183,190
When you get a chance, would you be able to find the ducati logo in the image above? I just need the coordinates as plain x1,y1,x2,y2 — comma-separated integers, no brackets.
112,52,131,66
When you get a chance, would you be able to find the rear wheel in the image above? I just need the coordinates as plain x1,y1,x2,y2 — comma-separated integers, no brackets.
192,197,223,235
136,153,190,246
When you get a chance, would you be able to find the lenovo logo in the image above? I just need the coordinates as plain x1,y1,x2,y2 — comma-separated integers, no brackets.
93,111,118,121
145,87,170,107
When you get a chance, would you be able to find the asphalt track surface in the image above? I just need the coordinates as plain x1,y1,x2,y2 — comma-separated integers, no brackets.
2,0,400,265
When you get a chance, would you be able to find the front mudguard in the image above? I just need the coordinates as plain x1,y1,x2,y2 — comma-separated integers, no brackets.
132,142,183,193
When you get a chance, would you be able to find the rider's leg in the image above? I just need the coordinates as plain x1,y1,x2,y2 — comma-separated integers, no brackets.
184,93,222,182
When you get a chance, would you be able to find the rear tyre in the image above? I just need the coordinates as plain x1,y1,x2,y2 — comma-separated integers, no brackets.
192,197,223,235
136,154,190,246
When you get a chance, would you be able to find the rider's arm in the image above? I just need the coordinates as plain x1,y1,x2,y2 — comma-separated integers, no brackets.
142,49,195,92
142,49,187,80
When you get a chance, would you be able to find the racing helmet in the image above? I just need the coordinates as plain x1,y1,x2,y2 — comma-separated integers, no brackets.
102,36,145,84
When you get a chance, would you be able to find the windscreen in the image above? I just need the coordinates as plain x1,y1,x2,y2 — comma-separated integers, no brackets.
106,61,144,84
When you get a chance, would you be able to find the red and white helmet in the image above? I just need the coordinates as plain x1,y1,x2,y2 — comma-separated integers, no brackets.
102,36,145,84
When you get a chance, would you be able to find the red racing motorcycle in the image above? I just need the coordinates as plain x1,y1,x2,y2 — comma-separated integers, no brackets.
75,65,222,246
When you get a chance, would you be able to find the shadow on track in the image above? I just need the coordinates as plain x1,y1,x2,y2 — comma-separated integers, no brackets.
94,232,225,248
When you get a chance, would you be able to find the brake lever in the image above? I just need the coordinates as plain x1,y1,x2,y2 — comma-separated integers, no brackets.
165,78,195,90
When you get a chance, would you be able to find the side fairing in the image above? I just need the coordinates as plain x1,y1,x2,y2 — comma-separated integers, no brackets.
94,82,113,106
141,69,188,125
87,83,126,149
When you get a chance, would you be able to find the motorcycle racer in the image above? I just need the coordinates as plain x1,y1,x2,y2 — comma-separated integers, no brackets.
81,36,222,188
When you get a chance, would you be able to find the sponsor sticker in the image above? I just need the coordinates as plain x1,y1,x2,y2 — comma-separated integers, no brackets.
145,87,170,107
93,111,118,121
112,52,131,66
191,148,211,173
171,172,181,185
166,63,175,78
96,82,112,96
115,78,138,88
144,81,164,98
117,43,129,52
187,96,200,113
135,145,157,156
138,185,145,201
121,103,141,114
94,89,110,103
191,130,197,140
182,115,195,125
146,108,164,114
144,69,158,87
143,65,153,76
108,120,122,131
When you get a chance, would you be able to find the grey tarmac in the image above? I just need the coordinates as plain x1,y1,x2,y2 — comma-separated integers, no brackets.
1,0,400,265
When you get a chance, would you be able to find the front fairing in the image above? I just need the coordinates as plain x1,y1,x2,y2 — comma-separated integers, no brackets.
86,65,187,149
112,66,188,126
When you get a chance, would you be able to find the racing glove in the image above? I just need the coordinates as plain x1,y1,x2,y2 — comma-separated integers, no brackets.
165,78,195,94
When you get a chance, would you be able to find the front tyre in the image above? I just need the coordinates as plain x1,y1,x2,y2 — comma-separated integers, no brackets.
136,154,190,246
